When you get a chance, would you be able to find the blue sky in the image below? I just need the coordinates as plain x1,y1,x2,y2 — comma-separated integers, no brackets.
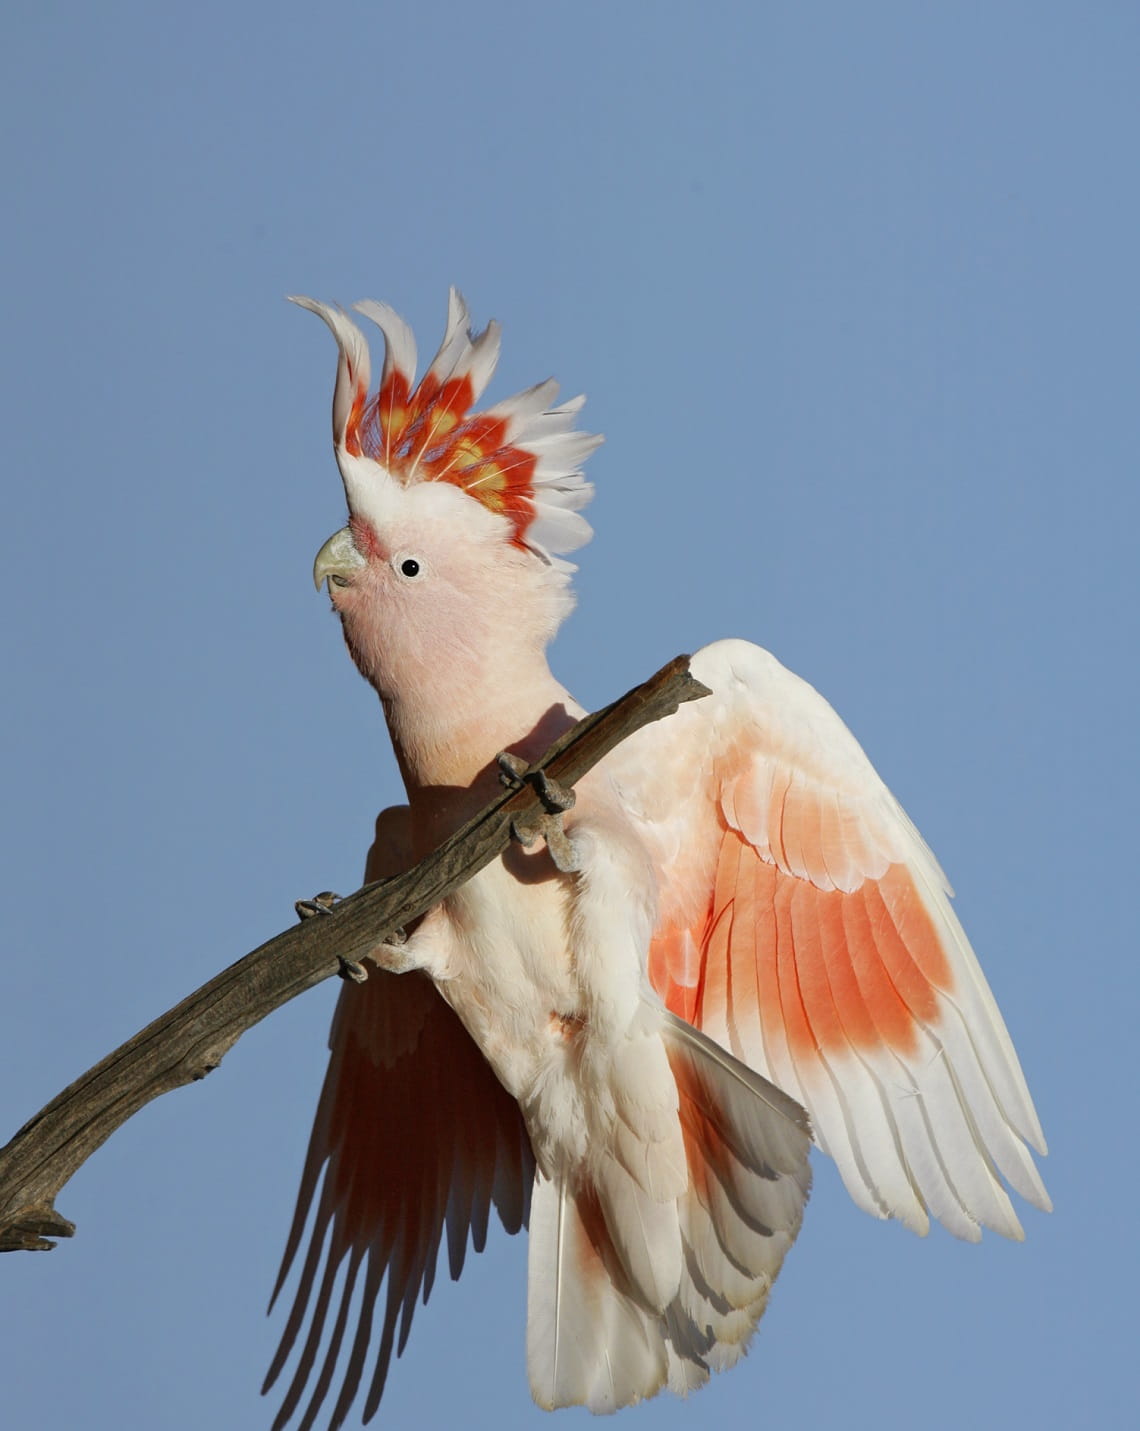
2,4,1136,1428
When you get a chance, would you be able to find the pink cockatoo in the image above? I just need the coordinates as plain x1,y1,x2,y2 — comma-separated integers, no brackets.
265,291,1049,1430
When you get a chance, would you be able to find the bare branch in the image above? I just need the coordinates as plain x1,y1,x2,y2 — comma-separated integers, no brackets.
0,656,709,1253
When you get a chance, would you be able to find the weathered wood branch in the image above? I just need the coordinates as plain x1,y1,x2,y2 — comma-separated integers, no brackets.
0,655,709,1254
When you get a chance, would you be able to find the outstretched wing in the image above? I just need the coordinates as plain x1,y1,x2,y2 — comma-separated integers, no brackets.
266,809,535,1431
611,640,1049,1242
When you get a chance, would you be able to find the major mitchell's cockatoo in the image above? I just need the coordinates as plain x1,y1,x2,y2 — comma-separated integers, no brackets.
265,291,1049,1430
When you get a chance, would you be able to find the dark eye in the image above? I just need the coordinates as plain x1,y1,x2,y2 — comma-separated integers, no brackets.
400,558,421,578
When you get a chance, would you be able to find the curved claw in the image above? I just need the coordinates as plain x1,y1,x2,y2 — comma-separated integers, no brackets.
497,751,529,789
296,891,344,920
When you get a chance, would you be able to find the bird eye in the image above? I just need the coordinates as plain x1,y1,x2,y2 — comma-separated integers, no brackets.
393,553,424,579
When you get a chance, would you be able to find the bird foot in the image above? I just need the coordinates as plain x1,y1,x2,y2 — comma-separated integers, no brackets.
295,891,399,982
497,754,580,872
496,753,577,813
512,810,580,872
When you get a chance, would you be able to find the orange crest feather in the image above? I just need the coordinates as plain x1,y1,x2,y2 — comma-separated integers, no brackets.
353,370,538,538
299,288,602,561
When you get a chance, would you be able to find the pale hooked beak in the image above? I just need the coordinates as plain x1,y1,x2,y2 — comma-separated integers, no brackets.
313,527,367,591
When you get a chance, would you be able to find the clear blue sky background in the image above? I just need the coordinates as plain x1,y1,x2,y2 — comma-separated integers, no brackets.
2,5,1136,1429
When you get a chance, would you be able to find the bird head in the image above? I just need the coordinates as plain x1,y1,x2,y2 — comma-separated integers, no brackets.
294,290,602,710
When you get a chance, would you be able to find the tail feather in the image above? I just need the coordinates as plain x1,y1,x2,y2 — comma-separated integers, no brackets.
527,1172,668,1412
595,1153,684,1314
526,1013,811,1410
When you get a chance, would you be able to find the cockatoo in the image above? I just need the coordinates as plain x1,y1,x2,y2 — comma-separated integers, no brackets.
265,291,1049,1430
